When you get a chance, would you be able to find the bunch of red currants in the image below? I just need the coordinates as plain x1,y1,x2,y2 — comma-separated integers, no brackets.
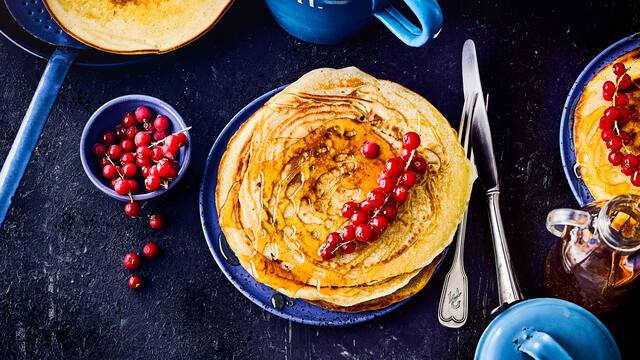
599,62,640,185
319,131,427,260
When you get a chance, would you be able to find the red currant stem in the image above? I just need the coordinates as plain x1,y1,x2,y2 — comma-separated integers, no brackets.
148,126,192,148
161,180,169,189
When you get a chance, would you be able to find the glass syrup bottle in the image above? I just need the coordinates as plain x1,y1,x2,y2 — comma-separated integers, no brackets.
545,194,640,313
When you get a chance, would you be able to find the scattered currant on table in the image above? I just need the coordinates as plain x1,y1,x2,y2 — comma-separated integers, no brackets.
128,275,143,290
598,62,640,185
319,131,426,260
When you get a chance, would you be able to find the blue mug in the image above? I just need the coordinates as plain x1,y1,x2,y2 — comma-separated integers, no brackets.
264,0,443,47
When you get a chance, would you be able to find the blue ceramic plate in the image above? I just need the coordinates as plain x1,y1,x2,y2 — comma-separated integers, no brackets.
560,33,640,206
199,86,445,326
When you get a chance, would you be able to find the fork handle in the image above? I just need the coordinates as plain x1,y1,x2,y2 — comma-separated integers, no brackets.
486,189,522,306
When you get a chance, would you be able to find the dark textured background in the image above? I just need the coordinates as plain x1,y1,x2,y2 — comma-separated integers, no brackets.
1,0,640,359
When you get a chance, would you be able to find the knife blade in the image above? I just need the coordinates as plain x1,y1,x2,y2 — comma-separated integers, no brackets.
461,39,499,191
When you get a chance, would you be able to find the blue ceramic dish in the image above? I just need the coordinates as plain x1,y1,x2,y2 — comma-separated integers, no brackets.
560,33,640,206
80,95,191,202
199,85,448,326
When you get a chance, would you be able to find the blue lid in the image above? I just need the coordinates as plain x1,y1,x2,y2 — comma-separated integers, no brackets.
475,298,620,360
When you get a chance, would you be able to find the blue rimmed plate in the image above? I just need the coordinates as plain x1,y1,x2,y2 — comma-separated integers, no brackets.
199,85,446,326
560,33,640,206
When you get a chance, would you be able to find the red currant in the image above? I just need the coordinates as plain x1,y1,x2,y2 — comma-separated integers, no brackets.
115,124,127,139
366,188,386,208
134,131,152,147
154,130,169,141
102,130,117,146
122,112,137,128
102,164,118,179
340,202,358,218
392,185,409,203
123,252,141,270
400,171,417,187
606,136,623,151
601,128,615,141
164,135,181,153
622,154,639,175
402,132,421,150
615,93,629,107
341,241,356,254
384,158,405,177
411,156,428,174
128,275,142,290
608,151,624,166
124,201,140,217
598,116,614,130
154,115,170,132
377,176,395,194
143,242,160,259
369,215,388,233
360,141,380,159
400,148,413,161
620,131,632,144
354,224,372,242
107,145,123,160
100,157,110,167
603,107,619,122
350,210,369,225
613,62,626,76
359,201,375,215
144,175,161,191
603,80,616,95
319,242,335,260
125,126,138,140
149,213,165,229
150,146,164,161
135,106,152,122
175,132,188,146
120,152,135,164
325,232,342,249
122,163,137,178
382,205,398,221
618,73,632,90
128,179,139,194
141,165,151,178
113,178,130,195
121,139,136,153
632,171,640,187
340,224,356,241
93,143,106,158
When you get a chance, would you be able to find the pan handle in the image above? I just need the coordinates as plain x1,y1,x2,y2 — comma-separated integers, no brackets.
0,48,76,226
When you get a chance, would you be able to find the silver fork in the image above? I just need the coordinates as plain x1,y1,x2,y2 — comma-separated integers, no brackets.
437,92,480,328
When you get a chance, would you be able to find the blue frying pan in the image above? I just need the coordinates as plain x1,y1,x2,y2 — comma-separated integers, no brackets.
0,0,148,225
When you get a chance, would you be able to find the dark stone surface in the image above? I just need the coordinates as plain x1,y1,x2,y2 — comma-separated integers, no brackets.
1,0,639,358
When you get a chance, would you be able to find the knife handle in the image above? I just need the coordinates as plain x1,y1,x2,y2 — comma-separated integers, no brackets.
486,189,522,306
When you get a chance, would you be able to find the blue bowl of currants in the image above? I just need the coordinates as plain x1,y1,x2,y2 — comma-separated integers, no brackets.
80,95,191,202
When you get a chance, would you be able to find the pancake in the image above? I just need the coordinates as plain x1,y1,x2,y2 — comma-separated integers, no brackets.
44,0,233,54
216,67,474,310
574,49,640,200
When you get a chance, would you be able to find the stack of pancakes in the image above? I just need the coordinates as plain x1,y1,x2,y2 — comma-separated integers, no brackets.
574,49,640,200
217,67,474,312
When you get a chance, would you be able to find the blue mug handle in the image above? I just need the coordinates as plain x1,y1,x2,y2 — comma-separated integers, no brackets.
372,0,443,47
515,328,573,360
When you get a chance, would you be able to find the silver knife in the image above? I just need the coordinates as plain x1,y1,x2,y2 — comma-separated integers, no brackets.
462,39,522,307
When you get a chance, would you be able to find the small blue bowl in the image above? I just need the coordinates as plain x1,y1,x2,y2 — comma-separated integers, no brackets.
80,95,191,201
